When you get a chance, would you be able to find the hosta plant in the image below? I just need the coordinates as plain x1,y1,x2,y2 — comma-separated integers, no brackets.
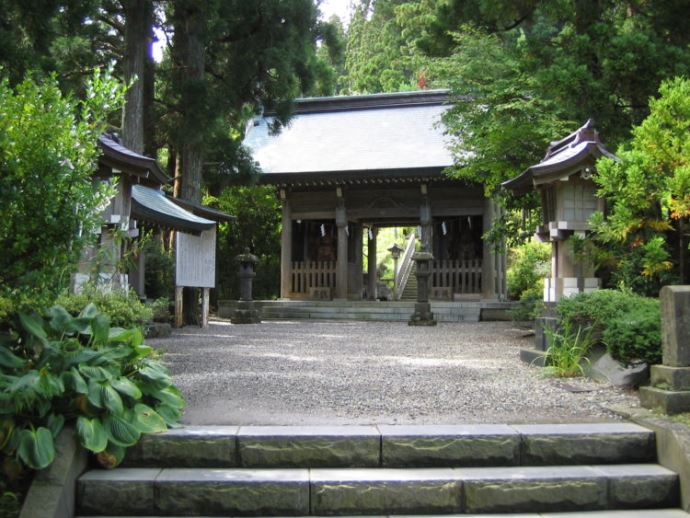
0,303,183,478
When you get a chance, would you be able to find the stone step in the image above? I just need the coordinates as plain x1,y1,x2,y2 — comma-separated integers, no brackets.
122,424,655,469
77,464,679,516
77,512,690,518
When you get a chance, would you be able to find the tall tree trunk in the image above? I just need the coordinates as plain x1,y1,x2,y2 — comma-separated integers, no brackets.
122,0,152,153
173,0,206,325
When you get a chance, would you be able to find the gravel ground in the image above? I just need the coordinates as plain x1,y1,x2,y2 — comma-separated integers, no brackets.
148,319,641,425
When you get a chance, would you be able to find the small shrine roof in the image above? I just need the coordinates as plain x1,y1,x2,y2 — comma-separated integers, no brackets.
98,134,170,185
502,119,616,195
244,90,455,185
131,185,216,235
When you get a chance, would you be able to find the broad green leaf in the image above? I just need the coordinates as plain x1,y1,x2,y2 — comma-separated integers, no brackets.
47,305,74,334
0,418,14,449
17,427,55,470
46,414,65,438
155,404,181,426
111,377,142,400
18,312,48,346
76,416,108,453
0,346,25,369
101,383,124,415
78,303,98,320
87,379,103,408
65,367,88,394
103,414,140,447
131,404,167,433
91,314,110,346
154,388,184,409
138,364,170,383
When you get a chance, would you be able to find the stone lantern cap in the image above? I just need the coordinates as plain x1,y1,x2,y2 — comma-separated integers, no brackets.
388,243,404,259
412,250,434,262
235,247,258,265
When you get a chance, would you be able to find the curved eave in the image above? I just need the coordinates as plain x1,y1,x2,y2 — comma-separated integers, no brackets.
131,198,214,234
258,166,452,187
98,137,171,185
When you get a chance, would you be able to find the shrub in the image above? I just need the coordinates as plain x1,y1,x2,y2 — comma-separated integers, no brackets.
56,289,152,328
510,284,545,321
603,302,661,365
148,297,171,323
0,69,124,303
507,240,550,300
0,303,183,480
555,289,661,364
143,238,174,300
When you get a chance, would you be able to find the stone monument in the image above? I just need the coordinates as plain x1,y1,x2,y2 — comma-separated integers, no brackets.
640,286,690,413
408,248,437,326
231,248,261,324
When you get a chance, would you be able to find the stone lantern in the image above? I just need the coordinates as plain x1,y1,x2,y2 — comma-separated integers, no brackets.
388,242,404,298
408,248,437,326
231,247,261,324
503,119,614,303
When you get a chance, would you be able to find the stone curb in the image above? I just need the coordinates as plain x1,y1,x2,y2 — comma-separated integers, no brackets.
607,404,690,513
123,423,655,469
19,426,88,518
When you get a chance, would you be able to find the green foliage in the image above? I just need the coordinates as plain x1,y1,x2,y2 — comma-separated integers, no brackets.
0,69,124,305
511,285,545,322
603,305,662,365
542,321,592,378
147,298,171,323
592,77,690,288
0,303,182,476
507,240,550,300
555,289,661,364
143,237,174,301
0,479,21,518
210,186,282,300
55,290,153,329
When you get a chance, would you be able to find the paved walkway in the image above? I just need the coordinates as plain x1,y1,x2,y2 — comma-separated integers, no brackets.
149,319,640,425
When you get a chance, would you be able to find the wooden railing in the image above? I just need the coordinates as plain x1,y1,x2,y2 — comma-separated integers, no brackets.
395,232,417,300
431,259,482,294
291,261,336,294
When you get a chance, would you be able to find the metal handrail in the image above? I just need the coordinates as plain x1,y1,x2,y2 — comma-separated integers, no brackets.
395,231,417,300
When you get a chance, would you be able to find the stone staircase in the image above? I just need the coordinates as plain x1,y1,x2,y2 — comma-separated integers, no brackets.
76,423,688,517
219,299,488,322
400,264,418,300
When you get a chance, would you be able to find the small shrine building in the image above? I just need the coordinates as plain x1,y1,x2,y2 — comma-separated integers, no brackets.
244,90,507,301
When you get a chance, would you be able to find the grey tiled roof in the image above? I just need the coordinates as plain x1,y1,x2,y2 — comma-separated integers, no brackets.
244,92,454,176
131,185,215,234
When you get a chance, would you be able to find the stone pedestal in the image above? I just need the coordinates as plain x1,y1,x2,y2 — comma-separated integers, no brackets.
231,248,261,325
409,250,437,327
640,286,690,413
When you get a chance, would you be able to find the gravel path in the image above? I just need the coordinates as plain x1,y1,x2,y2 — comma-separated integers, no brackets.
149,319,640,425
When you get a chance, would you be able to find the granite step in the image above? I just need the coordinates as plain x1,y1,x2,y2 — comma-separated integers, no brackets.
77,464,679,516
77,512,690,518
122,423,656,469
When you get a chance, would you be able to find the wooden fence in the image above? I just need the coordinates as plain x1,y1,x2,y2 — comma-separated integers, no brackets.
291,261,337,294
431,259,482,294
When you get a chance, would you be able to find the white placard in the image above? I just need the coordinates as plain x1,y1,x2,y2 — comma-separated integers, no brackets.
175,227,216,288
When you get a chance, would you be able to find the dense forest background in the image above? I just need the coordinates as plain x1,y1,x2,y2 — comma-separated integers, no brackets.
2,0,690,299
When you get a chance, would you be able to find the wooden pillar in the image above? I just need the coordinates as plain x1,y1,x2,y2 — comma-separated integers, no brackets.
482,197,496,300
201,287,210,327
174,286,183,327
130,245,146,299
368,226,378,300
352,223,363,299
420,184,432,250
335,188,348,300
280,190,292,299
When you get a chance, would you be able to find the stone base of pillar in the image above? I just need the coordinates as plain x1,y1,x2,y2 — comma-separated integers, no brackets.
408,302,437,326
231,301,262,324
640,364,690,414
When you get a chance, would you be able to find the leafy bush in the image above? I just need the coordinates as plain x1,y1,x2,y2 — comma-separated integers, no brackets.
603,304,662,365
555,289,661,364
147,297,171,323
143,238,174,300
510,284,545,321
542,321,593,377
56,289,153,328
0,304,183,480
0,69,124,303
507,240,550,300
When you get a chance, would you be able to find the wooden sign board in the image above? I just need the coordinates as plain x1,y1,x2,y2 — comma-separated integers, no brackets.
175,227,216,288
